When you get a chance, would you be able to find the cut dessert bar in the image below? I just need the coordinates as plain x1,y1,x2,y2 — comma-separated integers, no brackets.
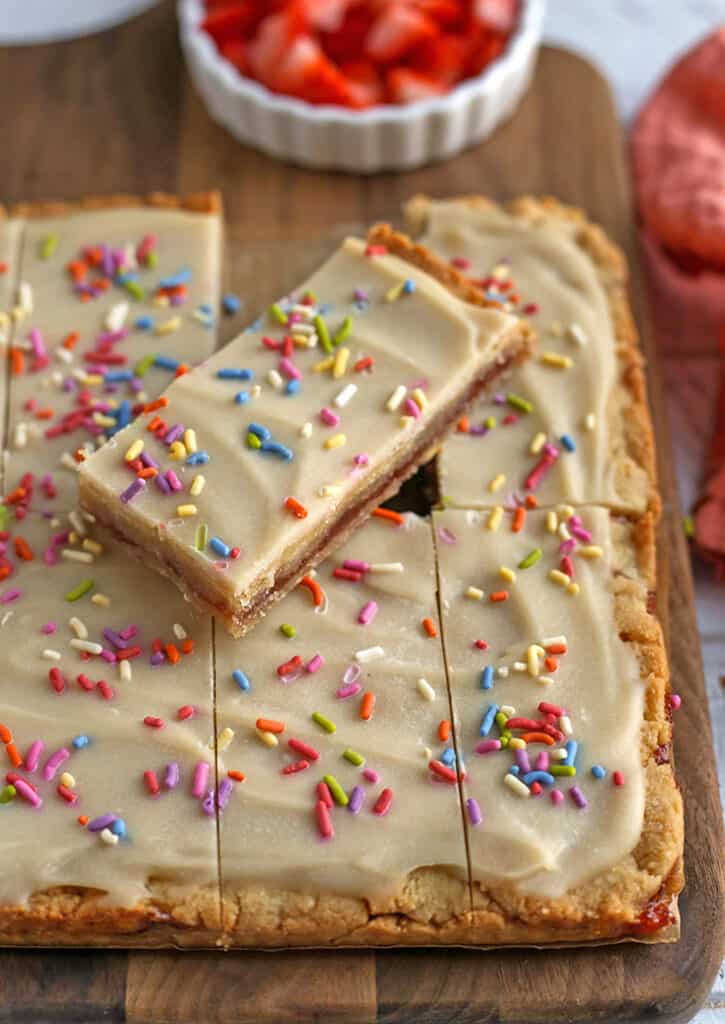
2,194,222,510
0,507,221,945
79,226,533,636
0,212,25,488
433,505,683,943
214,512,471,946
405,196,656,514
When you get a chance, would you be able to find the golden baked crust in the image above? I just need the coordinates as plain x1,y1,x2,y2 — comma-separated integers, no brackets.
404,194,659,521
9,191,222,218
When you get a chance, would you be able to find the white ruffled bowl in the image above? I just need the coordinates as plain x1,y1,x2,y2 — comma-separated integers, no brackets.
178,0,546,173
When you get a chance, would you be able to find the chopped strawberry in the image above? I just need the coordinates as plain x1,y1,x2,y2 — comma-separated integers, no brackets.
472,0,519,34
341,59,385,107
319,5,376,64
300,0,357,32
246,8,308,88
201,3,263,47
365,6,439,64
412,0,466,29
386,67,447,105
408,32,470,86
466,29,506,77
275,35,359,105
219,39,249,75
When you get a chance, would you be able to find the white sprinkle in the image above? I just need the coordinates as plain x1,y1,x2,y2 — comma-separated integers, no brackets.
500,705,516,717
13,422,27,449
512,661,527,673
119,659,132,682
551,747,568,761
267,368,284,390
318,484,342,498
290,303,316,319
69,617,88,640
568,322,587,345
55,347,73,365
61,548,94,564
541,635,567,648
68,509,87,537
497,666,510,678
172,623,187,640
537,676,554,687
42,649,62,661
465,586,484,600
558,522,571,541
559,715,573,736
504,774,530,798
368,562,404,574
99,828,119,846
250,385,262,399
105,301,129,333
416,678,436,702
355,646,384,663
18,281,33,314
300,421,313,438
333,383,357,408
584,412,596,431
70,639,103,655
386,385,406,412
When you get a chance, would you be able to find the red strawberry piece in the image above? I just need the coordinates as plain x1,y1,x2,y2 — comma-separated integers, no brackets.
365,5,439,65
319,4,375,64
472,0,519,34
466,28,506,78
219,38,249,74
386,67,447,105
201,2,263,47
275,35,359,106
246,8,308,89
341,59,385,107
407,32,469,86
412,0,466,29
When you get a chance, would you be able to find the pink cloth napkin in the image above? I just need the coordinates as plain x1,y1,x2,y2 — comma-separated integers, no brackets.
630,27,725,571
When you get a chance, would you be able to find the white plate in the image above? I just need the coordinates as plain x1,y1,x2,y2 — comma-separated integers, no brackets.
0,0,160,45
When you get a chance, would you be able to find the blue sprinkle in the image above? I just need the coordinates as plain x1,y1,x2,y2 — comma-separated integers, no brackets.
564,739,578,767
116,271,139,284
222,294,242,315
248,422,271,441
104,370,133,383
232,669,250,692
480,703,499,736
186,451,209,465
72,734,90,749
318,303,333,315
285,379,300,396
591,764,606,779
217,368,254,380
116,401,132,429
522,770,555,786
441,747,456,768
560,434,576,452
154,355,180,371
110,818,127,838
480,665,494,690
260,440,293,461
234,391,249,405
198,302,213,315
402,279,416,294
209,537,231,558
134,315,154,330
159,267,192,288
510,764,521,776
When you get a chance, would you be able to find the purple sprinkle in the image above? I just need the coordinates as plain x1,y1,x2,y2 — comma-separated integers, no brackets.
353,288,369,302
217,778,234,809
163,424,185,446
514,749,531,773
155,474,171,495
164,762,180,789
0,588,22,605
130,377,144,394
140,451,159,470
202,790,216,817
103,628,125,650
100,649,117,663
436,527,457,545
569,786,588,809
88,812,117,832
466,797,483,826
492,393,506,405
120,478,146,504
348,786,365,814
469,425,489,436
150,651,165,666
44,546,58,568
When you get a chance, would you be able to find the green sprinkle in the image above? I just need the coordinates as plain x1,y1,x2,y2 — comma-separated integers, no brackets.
484,416,497,429
683,515,694,539
0,785,16,804
499,733,510,748
312,712,336,734
65,579,94,603
332,316,353,346
144,250,158,269
506,392,533,414
124,280,145,301
518,548,542,569
134,353,155,377
0,506,8,531
280,623,296,639
323,774,348,806
343,748,365,767
495,711,509,731
314,314,332,353
269,303,288,325
40,234,59,260
550,765,577,777
195,523,209,552
246,432,262,449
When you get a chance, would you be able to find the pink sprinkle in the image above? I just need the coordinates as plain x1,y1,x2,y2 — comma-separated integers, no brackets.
436,527,457,545
362,767,380,784
535,751,550,771
358,600,378,626
403,397,420,419
343,560,369,574
559,538,576,555
279,356,301,380
0,588,22,604
14,778,42,808
41,622,57,635
354,453,369,466
100,649,117,663
120,626,138,641
305,653,324,674
337,681,362,699
166,470,182,492
550,789,564,806
43,747,70,782
24,740,44,773
29,327,48,359
191,761,210,798
319,407,340,427
451,256,471,270
43,544,59,566
475,739,502,754
670,693,682,710
570,524,593,543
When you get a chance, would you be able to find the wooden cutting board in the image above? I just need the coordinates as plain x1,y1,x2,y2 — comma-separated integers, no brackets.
0,4,723,1022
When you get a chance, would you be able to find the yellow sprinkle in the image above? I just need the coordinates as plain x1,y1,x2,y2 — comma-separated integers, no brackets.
567,582,580,596
558,522,571,541
318,484,342,497
168,441,187,461
386,385,407,412
313,356,335,373
82,538,103,555
488,473,506,493
549,569,571,587
324,433,346,450
332,347,349,379
487,506,503,531
546,510,558,533
155,316,182,335
189,475,206,497
540,351,573,369
537,676,555,687
579,545,603,559
176,504,197,517
91,593,111,608
465,586,484,600
292,333,314,348
58,772,76,789
154,294,170,307
508,738,526,750
218,727,235,752
82,374,104,386
184,429,198,454
527,644,544,676
557,504,575,519
411,388,428,410
256,728,278,748
399,415,415,428
124,439,144,462
499,566,516,583
93,413,117,428
385,280,405,302
529,431,546,455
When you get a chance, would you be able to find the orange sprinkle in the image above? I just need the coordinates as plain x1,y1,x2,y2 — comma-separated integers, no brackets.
0,262,7,274
544,656,559,673
5,487,27,505
94,278,111,292
14,537,34,561
63,331,80,349
457,415,469,433
489,590,509,603
67,259,88,280
175,364,190,377
227,770,246,782
285,496,308,519
300,575,324,607
78,815,89,826
372,507,404,526
521,732,555,745
5,743,21,768
73,449,86,464
438,720,451,742
165,644,180,665
360,691,376,721
0,568,9,582
525,494,539,509
422,617,438,638
512,506,526,533
79,292,92,303
546,642,567,655
181,639,194,655
35,408,54,420
137,466,158,480
256,718,285,734
144,397,169,414
10,349,24,375
0,724,12,744
147,415,164,433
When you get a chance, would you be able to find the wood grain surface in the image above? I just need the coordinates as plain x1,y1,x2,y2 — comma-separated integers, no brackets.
0,3,722,1022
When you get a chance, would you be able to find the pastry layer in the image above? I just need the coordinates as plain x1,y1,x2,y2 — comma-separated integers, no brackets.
2,193,222,510
405,195,657,515
79,228,532,636
432,505,682,943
